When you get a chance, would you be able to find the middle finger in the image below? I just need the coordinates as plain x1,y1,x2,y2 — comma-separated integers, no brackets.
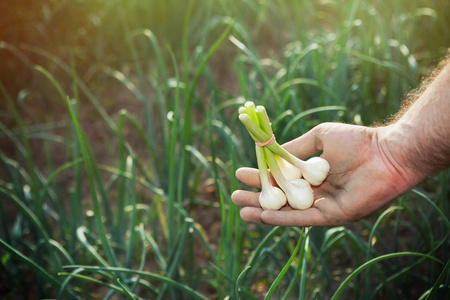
231,190,261,207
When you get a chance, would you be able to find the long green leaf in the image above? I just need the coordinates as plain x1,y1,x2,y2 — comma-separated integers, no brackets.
0,238,78,300
331,252,443,300
63,265,208,300
265,230,304,299
425,258,450,300
65,98,118,268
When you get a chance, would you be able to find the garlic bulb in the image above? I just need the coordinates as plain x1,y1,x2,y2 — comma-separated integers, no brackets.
275,155,302,181
298,156,330,186
259,185,287,210
256,145,287,210
264,148,314,210
281,179,314,210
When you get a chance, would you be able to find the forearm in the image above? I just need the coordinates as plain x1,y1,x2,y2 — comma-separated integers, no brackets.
380,58,450,183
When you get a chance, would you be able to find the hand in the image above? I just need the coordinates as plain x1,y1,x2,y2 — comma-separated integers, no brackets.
231,122,419,227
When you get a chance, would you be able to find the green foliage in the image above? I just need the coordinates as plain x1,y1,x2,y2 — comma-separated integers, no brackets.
1,0,449,299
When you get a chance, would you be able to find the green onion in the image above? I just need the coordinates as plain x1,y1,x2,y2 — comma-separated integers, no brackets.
238,101,330,210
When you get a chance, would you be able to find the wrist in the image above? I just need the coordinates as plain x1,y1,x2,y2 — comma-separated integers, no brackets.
376,124,435,189
382,58,450,180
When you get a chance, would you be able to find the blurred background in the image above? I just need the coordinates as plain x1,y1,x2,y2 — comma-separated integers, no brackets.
1,0,449,299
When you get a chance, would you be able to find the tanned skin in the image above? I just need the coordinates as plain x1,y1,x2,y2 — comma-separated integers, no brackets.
231,57,450,227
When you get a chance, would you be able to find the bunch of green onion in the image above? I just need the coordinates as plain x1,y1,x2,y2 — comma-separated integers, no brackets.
238,101,330,210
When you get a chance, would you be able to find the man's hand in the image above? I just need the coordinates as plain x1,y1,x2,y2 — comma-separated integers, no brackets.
231,122,421,227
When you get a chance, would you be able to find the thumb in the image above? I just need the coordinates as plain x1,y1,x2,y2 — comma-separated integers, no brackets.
281,122,329,159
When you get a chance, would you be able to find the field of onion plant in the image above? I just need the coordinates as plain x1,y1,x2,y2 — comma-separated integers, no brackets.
0,0,449,299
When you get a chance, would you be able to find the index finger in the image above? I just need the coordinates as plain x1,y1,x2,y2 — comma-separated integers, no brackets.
231,190,260,208
235,167,261,188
